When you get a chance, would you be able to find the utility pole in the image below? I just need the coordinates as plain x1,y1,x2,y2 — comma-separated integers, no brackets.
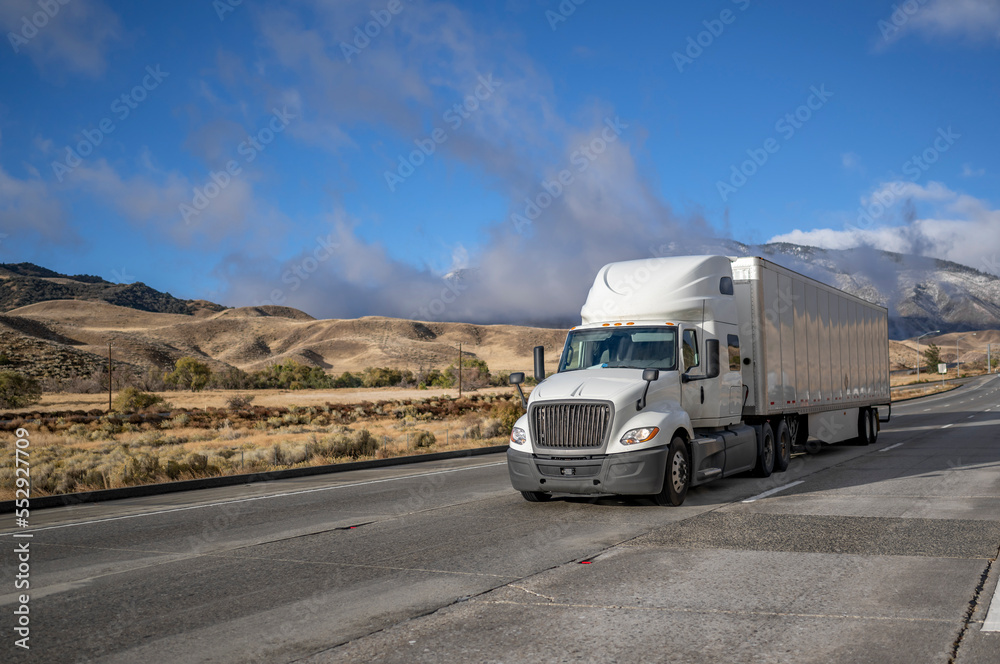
458,343,462,397
108,341,113,413
956,332,977,378
915,330,939,380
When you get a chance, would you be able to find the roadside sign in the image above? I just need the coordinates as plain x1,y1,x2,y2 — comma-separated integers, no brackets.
938,363,947,374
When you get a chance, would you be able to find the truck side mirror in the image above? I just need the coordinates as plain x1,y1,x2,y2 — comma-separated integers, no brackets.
636,369,659,411
705,339,720,379
509,371,527,410
533,346,545,382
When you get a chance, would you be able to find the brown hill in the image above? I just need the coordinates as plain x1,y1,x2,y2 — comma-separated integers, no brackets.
2,300,568,379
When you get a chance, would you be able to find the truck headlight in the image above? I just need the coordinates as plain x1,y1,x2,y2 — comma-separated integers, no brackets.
620,427,659,445
510,427,527,445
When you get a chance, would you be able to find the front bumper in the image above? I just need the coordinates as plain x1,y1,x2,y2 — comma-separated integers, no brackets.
507,445,669,495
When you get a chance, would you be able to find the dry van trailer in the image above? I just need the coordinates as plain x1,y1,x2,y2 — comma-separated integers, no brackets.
731,256,890,446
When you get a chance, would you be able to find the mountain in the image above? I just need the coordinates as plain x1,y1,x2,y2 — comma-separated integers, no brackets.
0,300,568,381
0,263,226,316
738,243,1000,338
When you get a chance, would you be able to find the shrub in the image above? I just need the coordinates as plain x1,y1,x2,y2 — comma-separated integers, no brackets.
226,394,255,411
165,357,213,391
210,367,253,390
412,430,436,448
112,387,166,414
0,371,42,409
251,359,334,389
490,400,523,432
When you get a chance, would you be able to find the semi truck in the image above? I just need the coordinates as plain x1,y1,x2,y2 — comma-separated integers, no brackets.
506,255,890,505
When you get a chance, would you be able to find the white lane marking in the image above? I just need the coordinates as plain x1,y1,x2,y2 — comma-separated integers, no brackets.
923,408,931,412
742,481,804,504
985,580,1000,632
0,461,508,536
942,424,954,429
968,415,975,419
879,443,904,452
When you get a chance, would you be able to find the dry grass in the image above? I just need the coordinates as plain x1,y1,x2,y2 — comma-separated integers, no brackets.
0,394,520,500
3,386,524,414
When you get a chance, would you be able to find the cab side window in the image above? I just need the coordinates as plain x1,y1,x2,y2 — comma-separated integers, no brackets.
682,329,699,370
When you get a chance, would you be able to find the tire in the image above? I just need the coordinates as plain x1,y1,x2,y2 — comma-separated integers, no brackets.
857,408,872,446
520,491,552,502
753,422,775,477
653,436,690,506
869,408,879,445
774,419,791,472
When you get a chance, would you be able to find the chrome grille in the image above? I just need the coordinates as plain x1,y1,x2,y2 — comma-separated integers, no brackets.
530,402,611,449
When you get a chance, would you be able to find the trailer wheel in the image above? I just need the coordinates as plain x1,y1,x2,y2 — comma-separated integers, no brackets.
753,423,775,477
653,436,689,506
520,491,552,502
774,419,791,472
857,408,872,446
869,409,879,445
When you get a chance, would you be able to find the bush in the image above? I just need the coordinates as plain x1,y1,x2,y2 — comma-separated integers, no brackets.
251,359,333,390
0,371,42,409
112,387,166,414
226,394,255,411
326,429,378,458
412,430,436,448
165,357,212,391
490,400,522,432
210,366,253,390
443,357,490,390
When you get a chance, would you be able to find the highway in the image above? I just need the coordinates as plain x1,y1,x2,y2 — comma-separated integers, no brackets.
3,376,999,663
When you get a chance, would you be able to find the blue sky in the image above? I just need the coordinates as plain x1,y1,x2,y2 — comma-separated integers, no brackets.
1,0,998,324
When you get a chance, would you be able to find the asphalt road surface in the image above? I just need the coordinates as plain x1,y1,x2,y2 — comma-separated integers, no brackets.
3,375,999,663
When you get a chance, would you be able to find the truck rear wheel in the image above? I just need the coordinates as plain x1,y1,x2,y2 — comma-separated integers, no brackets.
653,436,689,506
753,423,775,477
520,491,552,502
857,408,873,446
774,419,791,472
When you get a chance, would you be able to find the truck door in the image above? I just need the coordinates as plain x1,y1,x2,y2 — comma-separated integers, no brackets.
680,327,708,422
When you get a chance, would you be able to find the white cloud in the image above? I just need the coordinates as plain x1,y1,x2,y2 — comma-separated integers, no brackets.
961,163,985,177
770,181,1000,277
882,0,1000,45
0,164,70,241
0,0,124,77
841,152,861,169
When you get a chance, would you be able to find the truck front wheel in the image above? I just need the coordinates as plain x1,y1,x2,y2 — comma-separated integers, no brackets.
520,491,552,502
653,436,690,506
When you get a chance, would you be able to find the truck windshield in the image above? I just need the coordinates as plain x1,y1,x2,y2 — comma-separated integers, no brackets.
558,327,678,372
